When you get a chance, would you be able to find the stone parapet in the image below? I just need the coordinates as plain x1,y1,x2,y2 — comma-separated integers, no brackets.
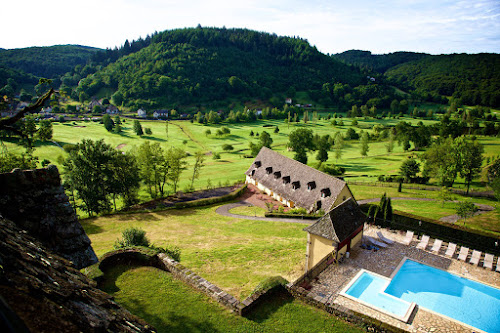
0,166,98,269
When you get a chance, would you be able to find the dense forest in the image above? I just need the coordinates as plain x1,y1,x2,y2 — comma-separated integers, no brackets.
1,28,499,110
71,27,367,109
334,51,500,107
0,45,100,78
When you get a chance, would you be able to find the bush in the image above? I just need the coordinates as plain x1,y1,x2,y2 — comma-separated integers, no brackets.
144,127,152,135
250,276,289,296
151,245,181,262
114,227,150,249
320,164,345,176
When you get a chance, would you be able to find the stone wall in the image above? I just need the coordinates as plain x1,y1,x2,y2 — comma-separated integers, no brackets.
0,166,98,269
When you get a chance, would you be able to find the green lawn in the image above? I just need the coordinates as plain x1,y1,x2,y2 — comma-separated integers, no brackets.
100,265,364,333
82,203,308,299
228,205,267,217
390,200,458,219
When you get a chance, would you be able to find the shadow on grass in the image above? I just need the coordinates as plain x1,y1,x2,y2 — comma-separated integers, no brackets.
141,135,166,142
245,290,294,323
99,265,221,333
80,218,104,235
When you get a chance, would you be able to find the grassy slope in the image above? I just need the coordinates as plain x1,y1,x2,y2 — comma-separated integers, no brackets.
82,203,308,299
101,265,364,333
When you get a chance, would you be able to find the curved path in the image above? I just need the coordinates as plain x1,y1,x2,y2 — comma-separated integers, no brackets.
357,197,495,223
215,201,313,224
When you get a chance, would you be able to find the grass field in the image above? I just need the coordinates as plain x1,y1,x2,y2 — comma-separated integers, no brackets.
82,203,308,299
100,265,364,333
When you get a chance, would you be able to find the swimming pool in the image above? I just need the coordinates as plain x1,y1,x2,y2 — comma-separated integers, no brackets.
342,259,500,333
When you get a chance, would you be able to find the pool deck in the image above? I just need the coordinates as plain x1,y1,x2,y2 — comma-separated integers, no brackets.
307,224,500,333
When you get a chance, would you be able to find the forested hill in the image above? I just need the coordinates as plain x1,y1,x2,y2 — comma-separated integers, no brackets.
333,50,500,107
386,54,500,107
73,27,365,109
333,50,430,73
0,45,101,78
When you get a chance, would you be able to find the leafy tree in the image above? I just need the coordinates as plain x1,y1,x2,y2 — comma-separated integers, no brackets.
63,139,116,215
102,114,114,132
386,131,395,153
455,137,484,195
274,126,279,134
456,201,477,226
439,186,453,207
399,157,420,182
136,141,169,198
190,151,205,190
205,129,211,136
288,128,314,164
144,127,152,135
0,150,38,172
133,119,143,135
37,119,53,141
360,132,369,156
259,131,273,148
113,121,122,133
222,144,234,152
166,147,187,193
334,132,344,160
108,151,141,208
423,137,460,187
165,120,169,139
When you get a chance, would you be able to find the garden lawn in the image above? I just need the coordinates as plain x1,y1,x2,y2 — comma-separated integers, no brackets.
81,203,308,299
100,265,364,333
391,200,458,220
228,205,267,217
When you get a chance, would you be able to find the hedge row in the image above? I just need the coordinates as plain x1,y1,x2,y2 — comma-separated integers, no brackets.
361,204,500,255
264,212,321,220
116,184,248,215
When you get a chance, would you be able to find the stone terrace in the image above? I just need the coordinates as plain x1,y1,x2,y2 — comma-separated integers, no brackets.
307,225,500,333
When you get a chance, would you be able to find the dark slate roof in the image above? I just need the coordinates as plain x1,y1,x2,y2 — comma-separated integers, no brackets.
244,147,350,211
303,198,365,243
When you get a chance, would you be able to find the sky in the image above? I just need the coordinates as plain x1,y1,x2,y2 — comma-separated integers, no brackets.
2,0,499,54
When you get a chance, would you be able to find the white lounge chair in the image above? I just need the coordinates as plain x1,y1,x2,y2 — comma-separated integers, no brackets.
376,231,395,245
470,250,481,265
458,247,469,261
430,239,442,254
403,230,414,245
366,236,388,248
417,235,430,250
483,253,494,269
445,242,456,257
496,257,500,273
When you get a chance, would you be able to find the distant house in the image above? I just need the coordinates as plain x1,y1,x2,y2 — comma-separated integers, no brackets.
303,198,365,270
137,108,147,118
105,105,119,114
244,147,355,213
285,98,292,104
88,99,102,112
255,109,263,116
153,109,169,119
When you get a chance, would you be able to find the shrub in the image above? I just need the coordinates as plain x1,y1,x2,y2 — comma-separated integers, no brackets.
114,227,150,249
144,127,152,135
320,164,345,176
151,245,181,262
212,151,221,160
250,276,289,296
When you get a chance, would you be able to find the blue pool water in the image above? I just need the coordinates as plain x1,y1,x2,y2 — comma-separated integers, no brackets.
385,260,500,333
344,272,411,318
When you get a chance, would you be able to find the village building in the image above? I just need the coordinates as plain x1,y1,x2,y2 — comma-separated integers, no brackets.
303,198,365,269
137,108,147,118
245,147,355,213
153,109,169,119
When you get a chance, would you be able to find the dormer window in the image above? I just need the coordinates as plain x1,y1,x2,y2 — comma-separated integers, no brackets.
307,181,316,191
273,171,281,179
251,169,256,177
266,167,273,174
292,181,300,190
321,188,331,198
282,176,290,184
255,161,261,168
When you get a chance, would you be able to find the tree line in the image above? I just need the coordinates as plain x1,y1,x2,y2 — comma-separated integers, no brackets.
63,139,205,216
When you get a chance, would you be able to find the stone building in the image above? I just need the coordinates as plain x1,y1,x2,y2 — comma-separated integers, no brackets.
303,198,365,270
244,147,355,213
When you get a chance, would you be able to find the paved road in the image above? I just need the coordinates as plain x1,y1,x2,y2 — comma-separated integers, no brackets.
215,201,314,224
